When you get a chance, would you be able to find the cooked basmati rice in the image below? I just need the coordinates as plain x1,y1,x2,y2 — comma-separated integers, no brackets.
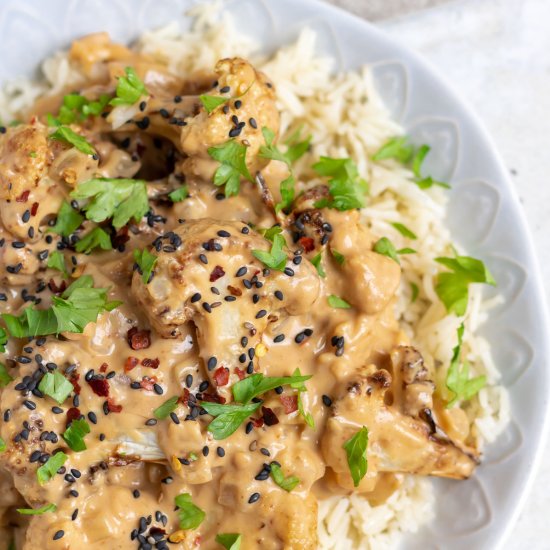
0,3,509,548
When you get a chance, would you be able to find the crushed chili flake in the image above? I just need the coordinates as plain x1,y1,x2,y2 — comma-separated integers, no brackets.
280,395,298,414
213,367,229,387
87,378,109,397
112,226,129,248
69,373,81,395
16,190,30,203
251,417,264,428
200,392,226,404
140,376,157,391
227,285,242,296
66,407,81,426
234,367,245,380
30,202,39,216
48,278,67,295
107,398,122,413
124,357,139,372
209,265,225,282
127,327,151,350
298,236,315,252
141,357,160,369
262,406,279,426
179,388,191,406
99,363,108,373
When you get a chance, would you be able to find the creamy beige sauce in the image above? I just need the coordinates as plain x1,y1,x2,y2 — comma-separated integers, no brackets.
0,34,478,550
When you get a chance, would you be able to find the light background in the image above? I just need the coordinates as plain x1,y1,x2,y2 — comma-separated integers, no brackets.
324,0,549,547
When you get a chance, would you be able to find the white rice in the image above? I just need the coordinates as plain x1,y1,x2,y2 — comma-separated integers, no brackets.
0,3,509,548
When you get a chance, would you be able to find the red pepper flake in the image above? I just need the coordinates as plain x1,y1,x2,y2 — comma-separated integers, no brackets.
124,357,139,372
200,392,226,404
87,378,109,397
16,190,30,203
140,376,157,391
30,202,39,216
251,417,264,428
48,278,67,295
299,236,315,252
141,357,160,369
280,395,298,414
209,265,225,282
179,388,191,406
112,226,129,248
69,373,81,395
213,367,229,387
234,367,245,381
107,398,122,413
262,406,279,426
66,407,81,426
99,362,108,373
227,285,242,297
127,327,151,350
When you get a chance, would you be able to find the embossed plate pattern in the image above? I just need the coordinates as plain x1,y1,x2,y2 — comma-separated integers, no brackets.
1,0,549,548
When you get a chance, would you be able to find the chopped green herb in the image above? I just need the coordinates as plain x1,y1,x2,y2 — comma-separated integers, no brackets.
343,426,369,487
0,328,6,353
154,396,179,419
331,249,345,265
215,533,242,550
446,324,486,407
175,493,206,530
275,174,295,214
62,418,91,452
168,185,189,203
327,295,351,309
133,248,157,284
373,136,414,163
46,250,68,278
252,233,287,271
201,401,262,440
257,225,282,242
50,126,96,156
313,156,368,211
17,503,57,516
110,67,148,106
291,368,314,428
38,371,73,405
411,145,450,189
397,247,416,255
311,252,326,278
70,178,149,229
48,201,84,237
373,237,400,264
200,94,229,113
410,282,419,303
208,140,252,197
37,452,68,485
0,363,13,388
391,222,417,240
270,463,300,492
0,437,5,452
284,128,311,164
232,372,312,404
75,227,112,254
435,255,496,316
260,126,311,168
49,93,111,126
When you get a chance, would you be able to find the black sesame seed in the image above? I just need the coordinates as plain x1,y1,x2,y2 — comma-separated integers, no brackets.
225,295,236,302
199,253,208,264
295,332,306,344
255,309,267,319
249,117,257,129
228,127,242,138
220,86,230,93
246,362,254,374
88,412,97,424
241,226,250,234
322,395,333,407
274,290,284,301
284,267,294,277
248,492,260,504
145,418,157,426
71,509,79,521
174,95,182,103
159,108,170,118
202,445,209,456
234,100,242,109
273,334,285,343
274,386,283,395
260,448,270,456
170,412,180,424
216,446,225,457
22,210,31,223
153,384,164,395
53,530,64,541
236,266,247,277
185,374,193,388
23,400,36,410
245,421,253,434
202,302,212,313
139,101,146,111
293,256,302,265
191,292,201,303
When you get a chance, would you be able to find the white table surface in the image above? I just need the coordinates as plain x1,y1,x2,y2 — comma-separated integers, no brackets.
336,0,550,547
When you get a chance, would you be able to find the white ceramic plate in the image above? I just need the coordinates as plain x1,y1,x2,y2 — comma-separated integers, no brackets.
1,0,549,548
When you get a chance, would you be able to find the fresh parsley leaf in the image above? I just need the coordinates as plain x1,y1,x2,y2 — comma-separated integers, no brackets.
0,328,6,353
232,372,312,404
17,503,57,516
284,130,311,164
275,174,295,214
48,201,84,237
290,368,314,427
38,371,73,405
410,282,419,303
252,233,287,271
411,145,450,189
201,401,262,440
0,363,13,387
50,93,111,126
331,249,345,265
81,94,111,117
311,252,326,278
343,426,369,487
154,396,179,419
327,295,351,309
373,136,414,163
0,437,5,453
46,250,68,278
37,452,67,485
50,126,96,156
175,493,205,530
391,222,417,240
2,275,120,337
62,418,91,452
270,463,300,492
435,255,496,316
133,248,157,284
373,237,400,264
208,140,252,197
168,185,189,203
215,533,242,550
397,247,416,255
261,127,311,167
110,67,148,106
446,324,486,408
313,156,368,211
71,178,149,229
257,225,282,242
75,227,112,254
200,94,229,113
